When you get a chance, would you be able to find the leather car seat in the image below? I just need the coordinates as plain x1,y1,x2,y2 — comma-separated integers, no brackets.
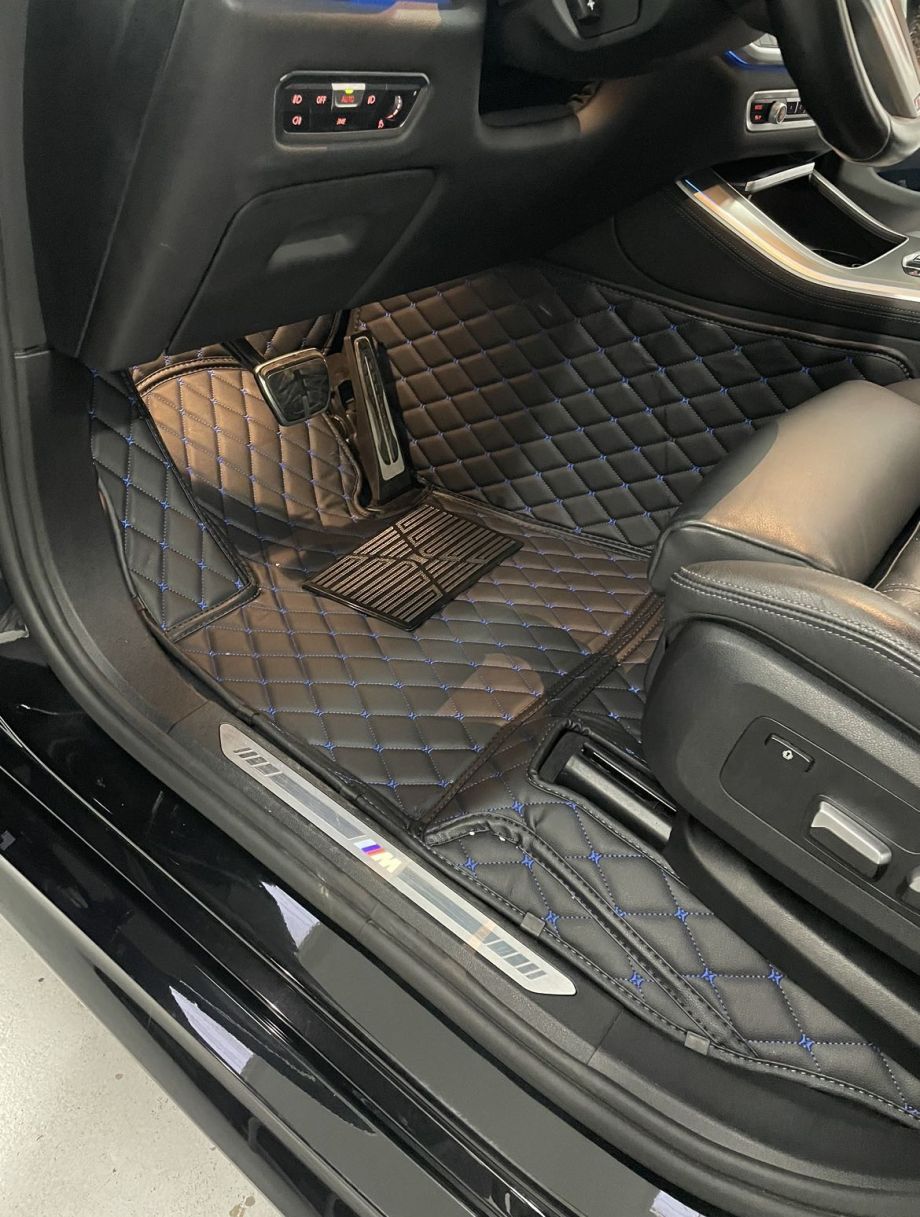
642,379,920,974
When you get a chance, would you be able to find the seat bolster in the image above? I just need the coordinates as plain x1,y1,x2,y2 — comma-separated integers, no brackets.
665,560,920,736
648,382,920,595
877,522,920,614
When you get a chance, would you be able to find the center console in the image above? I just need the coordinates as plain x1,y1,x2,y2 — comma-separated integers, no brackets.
680,162,920,307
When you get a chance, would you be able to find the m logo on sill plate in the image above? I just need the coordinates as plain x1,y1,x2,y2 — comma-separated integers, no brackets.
221,723,575,997
356,840,403,874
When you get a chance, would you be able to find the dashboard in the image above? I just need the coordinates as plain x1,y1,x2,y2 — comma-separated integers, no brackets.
22,0,822,370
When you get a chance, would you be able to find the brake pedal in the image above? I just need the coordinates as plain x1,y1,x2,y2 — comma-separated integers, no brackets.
254,348,331,426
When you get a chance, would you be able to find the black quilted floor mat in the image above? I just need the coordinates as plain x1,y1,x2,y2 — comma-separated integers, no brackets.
357,263,909,547
426,703,920,1130
93,354,920,1134
130,360,654,820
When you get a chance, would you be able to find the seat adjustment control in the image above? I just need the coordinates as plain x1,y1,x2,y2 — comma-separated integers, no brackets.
809,802,892,880
765,733,813,774
902,869,920,911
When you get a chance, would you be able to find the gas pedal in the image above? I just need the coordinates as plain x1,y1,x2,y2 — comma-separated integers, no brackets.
342,333,414,505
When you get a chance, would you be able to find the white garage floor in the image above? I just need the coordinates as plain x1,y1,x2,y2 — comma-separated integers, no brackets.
0,914,283,1217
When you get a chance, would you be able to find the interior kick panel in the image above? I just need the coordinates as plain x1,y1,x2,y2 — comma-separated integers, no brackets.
357,263,908,548
552,185,920,361
90,377,257,640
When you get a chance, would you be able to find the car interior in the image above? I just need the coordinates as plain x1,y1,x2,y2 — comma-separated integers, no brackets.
8,0,920,1212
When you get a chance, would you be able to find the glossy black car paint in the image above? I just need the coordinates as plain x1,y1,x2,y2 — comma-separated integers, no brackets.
0,644,701,1217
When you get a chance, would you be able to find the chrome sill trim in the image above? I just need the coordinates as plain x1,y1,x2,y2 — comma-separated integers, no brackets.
678,172,920,305
220,723,577,997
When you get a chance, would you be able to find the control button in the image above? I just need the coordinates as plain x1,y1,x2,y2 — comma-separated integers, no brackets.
383,93,404,124
902,869,920,911
765,733,813,774
809,802,892,880
903,252,920,278
332,82,366,109
568,0,602,25
282,110,308,133
309,88,333,118
748,93,809,130
377,90,420,128
749,100,772,125
279,77,425,136
328,112,365,132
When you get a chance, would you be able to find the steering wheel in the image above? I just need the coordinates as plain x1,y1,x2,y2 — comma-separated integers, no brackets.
769,0,920,166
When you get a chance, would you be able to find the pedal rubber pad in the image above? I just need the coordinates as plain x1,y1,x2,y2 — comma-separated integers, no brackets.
305,504,521,630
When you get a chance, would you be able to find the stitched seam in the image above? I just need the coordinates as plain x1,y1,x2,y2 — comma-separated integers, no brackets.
428,700,753,1051
439,816,756,1053
417,593,660,827
706,1039,920,1124
519,739,751,1051
437,816,920,1124
673,570,920,683
550,598,662,720
135,355,242,395
432,489,652,559
128,400,255,591
538,255,914,378
437,832,722,1041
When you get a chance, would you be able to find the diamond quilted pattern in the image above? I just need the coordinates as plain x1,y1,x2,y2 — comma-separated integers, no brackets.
358,264,909,546
140,361,362,533
90,376,254,638
132,345,229,386
428,712,920,1128
568,624,660,760
137,364,653,818
103,350,920,1132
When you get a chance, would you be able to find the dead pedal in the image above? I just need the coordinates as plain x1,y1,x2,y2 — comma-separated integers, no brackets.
305,503,521,630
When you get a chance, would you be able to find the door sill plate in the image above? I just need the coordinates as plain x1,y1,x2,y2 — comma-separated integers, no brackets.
221,724,576,996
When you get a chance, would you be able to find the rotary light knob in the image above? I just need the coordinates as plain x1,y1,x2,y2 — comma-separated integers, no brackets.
768,100,789,125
